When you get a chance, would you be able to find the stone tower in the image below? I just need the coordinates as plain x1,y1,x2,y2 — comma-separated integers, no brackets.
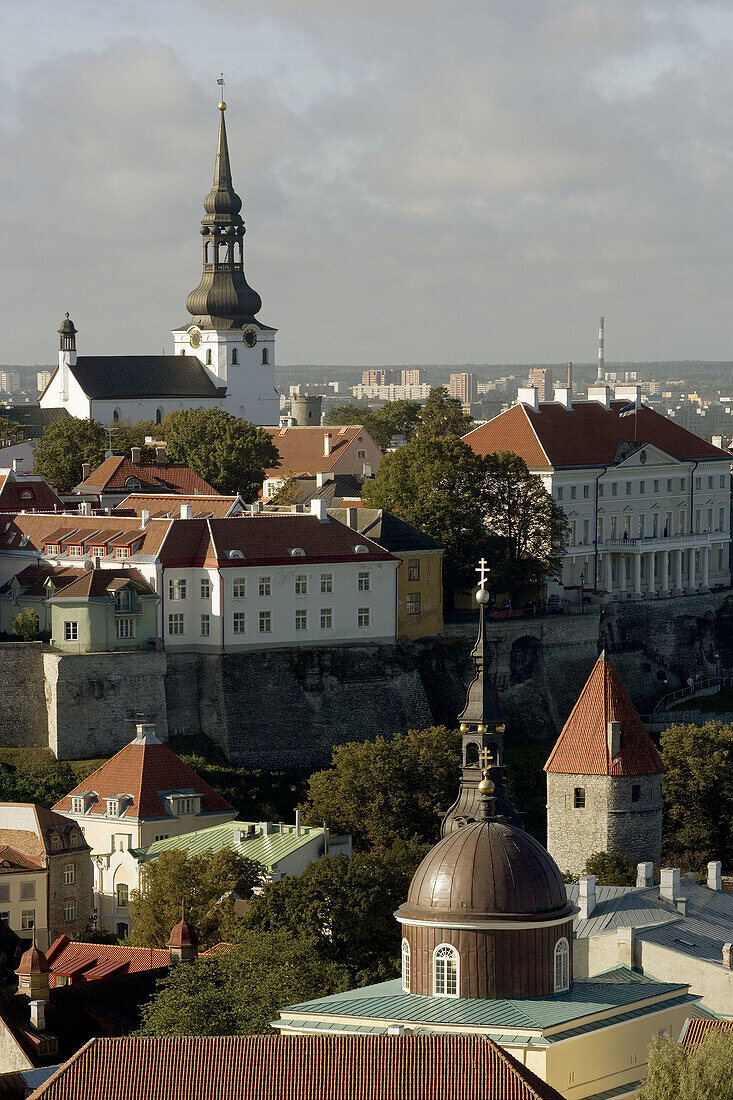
544,651,664,875
442,577,521,834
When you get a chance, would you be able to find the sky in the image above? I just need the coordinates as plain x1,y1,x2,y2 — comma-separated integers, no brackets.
4,0,733,366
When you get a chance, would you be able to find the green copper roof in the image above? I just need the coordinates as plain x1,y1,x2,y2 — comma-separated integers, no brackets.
132,820,325,872
278,967,698,1036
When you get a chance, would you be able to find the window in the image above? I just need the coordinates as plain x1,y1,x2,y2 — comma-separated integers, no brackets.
320,608,332,629
358,607,370,628
632,784,641,803
169,579,187,600
262,348,269,365
64,621,78,641
116,884,129,908
721,476,726,488
20,882,35,900
46,543,60,555
106,799,119,817
357,449,367,460
200,614,210,637
233,578,247,599
200,578,211,599
71,797,84,814
0,912,9,925
570,486,576,500
0,886,9,903
568,521,576,547
124,477,141,491
68,544,82,557
407,558,420,581
681,478,686,490
573,787,585,808
154,834,170,842
168,613,185,636
401,939,411,993
259,610,271,633
63,864,75,885
116,922,129,937
406,593,421,615
640,481,645,494
598,484,604,498
63,901,76,923
653,480,659,493
206,349,213,365
433,944,459,997
554,938,570,992
695,477,701,490
231,348,239,365
258,576,271,597
720,508,725,531
358,571,370,592
116,618,135,640
667,479,673,492
156,408,163,425
611,482,617,496
114,547,130,559
295,609,308,631
70,831,80,848
320,573,332,593
233,612,246,635
115,589,131,612
92,546,105,558
21,910,35,930
51,835,60,852
625,482,632,495
295,575,308,595
557,487,563,501
583,484,589,499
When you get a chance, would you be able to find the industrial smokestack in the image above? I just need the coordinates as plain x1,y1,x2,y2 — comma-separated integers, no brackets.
597,317,605,382
566,361,573,392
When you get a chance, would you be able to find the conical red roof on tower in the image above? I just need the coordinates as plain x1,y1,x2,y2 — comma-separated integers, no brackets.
544,652,664,776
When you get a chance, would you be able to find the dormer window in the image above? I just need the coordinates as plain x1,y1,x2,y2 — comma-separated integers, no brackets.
125,477,141,490
46,543,60,556
71,797,84,814
67,545,83,557
288,547,306,557
106,799,119,817
354,545,369,554
19,490,32,502
92,546,105,558
115,547,130,559
227,549,244,559
69,831,80,847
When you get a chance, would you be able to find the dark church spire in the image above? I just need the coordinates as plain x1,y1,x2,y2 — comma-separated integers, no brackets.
185,98,262,330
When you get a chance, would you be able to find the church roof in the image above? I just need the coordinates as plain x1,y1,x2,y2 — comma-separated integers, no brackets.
59,356,223,401
544,653,665,776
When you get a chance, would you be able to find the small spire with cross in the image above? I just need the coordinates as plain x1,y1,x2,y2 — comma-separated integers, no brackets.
476,557,490,589
217,73,226,111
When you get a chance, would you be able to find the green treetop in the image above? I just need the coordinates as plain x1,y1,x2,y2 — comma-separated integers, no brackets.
660,720,733,868
414,386,472,438
33,417,108,491
159,408,280,499
636,1030,733,1100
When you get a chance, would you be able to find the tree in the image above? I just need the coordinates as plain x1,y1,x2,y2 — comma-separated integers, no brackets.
159,409,280,499
415,387,472,438
484,451,567,602
109,419,158,460
245,840,429,984
325,405,366,428
636,1030,733,1100
582,851,636,886
267,469,300,505
325,400,422,449
138,930,349,1036
33,417,107,491
128,848,263,949
660,721,733,867
361,434,492,594
301,725,461,849
12,609,39,641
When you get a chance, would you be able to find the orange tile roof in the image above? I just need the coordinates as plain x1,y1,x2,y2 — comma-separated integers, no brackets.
464,400,728,469
0,472,65,513
29,1034,569,1100
544,653,665,776
52,735,233,820
117,494,240,519
264,425,380,479
0,513,172,559
680,1017,733,1051
45,936,168,987
0,845,43,871
78,456,218,496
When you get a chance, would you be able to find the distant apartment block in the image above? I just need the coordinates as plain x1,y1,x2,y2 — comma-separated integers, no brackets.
449,373,477,404
528,367,553,401
351,383,431,401
361,369,423,387
0,373,21,394
37,372,52,393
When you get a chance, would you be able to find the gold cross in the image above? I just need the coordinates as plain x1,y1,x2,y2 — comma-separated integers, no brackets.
478,747,494,770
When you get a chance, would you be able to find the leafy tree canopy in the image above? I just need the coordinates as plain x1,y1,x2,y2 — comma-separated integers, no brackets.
660,720,733,867
138,930,349,1036
13,609,39,641
33,417,107,491
159,409,279,500
582,850,636,886
301,725,461,849
325,400,422,449
636,1031,733,1100
414,386,472,439
245,840,429,985
128,848,263,950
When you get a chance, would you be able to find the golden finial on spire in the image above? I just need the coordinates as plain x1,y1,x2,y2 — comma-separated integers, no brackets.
217,73,226,111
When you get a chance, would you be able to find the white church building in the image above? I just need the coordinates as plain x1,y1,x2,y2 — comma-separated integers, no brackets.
40,99,278,427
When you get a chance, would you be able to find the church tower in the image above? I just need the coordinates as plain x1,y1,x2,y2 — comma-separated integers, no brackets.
172,95,278,425
544,652,664,875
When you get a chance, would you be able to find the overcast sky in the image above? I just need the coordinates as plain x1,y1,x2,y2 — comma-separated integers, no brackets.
4,0,733,366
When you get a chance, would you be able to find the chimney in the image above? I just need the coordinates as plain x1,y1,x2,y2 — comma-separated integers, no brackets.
712,435,724,451
617,927,634,968
310,498,328,523
180,504,193,520
708,860,722,892
723,943,732,969
141,509,150,530
81,462,91,480
387,1025,406,1036
315,471,335,488
250,502,262,516
636,862,654,888
131,447,142,465
346,507,358,530
614,384,641,405
29,1000,46,1031
155,446,166,467
554,387,572,409
80,501,91,517
588,384,611,409
517,387,539,412
295,808,302,837
323,433,333,457
12,458,22,475
607,721,621,759
260,821,272,836
578,875,596,919
660,868,681,902
676,897,688,915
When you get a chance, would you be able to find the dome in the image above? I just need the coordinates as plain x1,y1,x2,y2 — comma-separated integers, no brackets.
167,916,198,949
16,940,49,976
399,817,572,924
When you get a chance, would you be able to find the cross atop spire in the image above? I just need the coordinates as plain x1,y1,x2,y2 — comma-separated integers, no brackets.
476,557,490,589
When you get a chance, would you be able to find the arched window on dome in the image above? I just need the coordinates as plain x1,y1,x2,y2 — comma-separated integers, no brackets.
401,939,410,993
554,937,570,992
433,944,459,998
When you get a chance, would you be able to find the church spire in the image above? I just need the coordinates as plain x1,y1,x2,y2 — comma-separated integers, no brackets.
185,96,262,330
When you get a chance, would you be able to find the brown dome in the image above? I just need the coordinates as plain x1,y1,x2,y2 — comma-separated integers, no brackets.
16,940,49,976
167,917,198,949
400,818,572,924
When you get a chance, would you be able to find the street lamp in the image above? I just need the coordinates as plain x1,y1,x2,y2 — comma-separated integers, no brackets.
580,571,585,615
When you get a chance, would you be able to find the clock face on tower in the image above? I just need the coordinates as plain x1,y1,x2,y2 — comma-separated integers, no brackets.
189,330,202,349
243,328,257,348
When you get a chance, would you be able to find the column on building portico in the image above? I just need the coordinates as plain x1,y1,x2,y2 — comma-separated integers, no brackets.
702,545,710,589
646,551,656,596
674,548,683,591
689,548,696,591
661,549,669,594
633,552,642,596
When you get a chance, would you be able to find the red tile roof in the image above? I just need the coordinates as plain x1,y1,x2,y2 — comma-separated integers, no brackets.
464,400,729,469
45,936,168,987
0,473,65,513
116,494,240,518
264,425,381,479
0,514,171,559
78,457,218,496
544,653,665,776
29,1034,569,1100
52,735,234,821
47,568,154,601
680,1017,733,1051
0,846,43,872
